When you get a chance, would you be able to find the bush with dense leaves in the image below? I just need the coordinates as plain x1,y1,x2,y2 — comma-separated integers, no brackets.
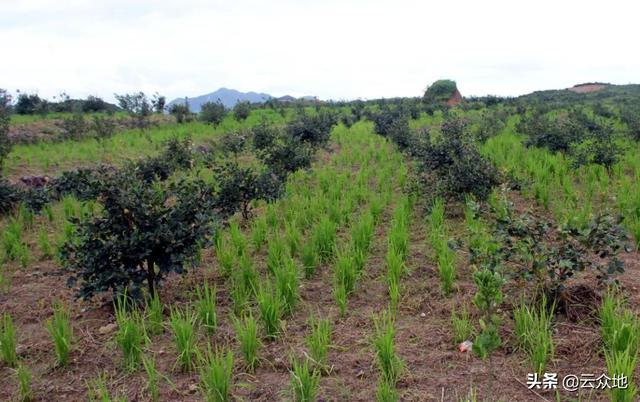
52,168,110,201
212,160,282,220
15,93,48,115
200,101,227,126
61,174,217,299
286,110,337,146
620,105,640,141
258,132,314,178
416,119,500,201
233,101,251,121
0,179,22,215
251,120,279,150
169,103,191,124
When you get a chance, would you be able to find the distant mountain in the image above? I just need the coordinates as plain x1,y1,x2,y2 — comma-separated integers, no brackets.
167,88,273,112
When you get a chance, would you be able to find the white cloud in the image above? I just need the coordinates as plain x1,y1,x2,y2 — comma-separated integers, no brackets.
0,0,638,102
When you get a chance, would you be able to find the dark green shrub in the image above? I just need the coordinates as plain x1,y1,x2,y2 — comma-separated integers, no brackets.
200,101,227,126
61,175,217,299
233,101,251,121
286,110,337,146
252,120,279,150
417,119,500,201
213,161,282,220
15,93,47,115
258,134,314,178
169,103,191,124
0,179,22,215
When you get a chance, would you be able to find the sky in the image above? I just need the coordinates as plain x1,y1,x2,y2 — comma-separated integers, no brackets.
1,0,639,103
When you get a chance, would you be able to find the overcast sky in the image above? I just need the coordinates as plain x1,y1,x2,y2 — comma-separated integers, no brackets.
1,0,638,102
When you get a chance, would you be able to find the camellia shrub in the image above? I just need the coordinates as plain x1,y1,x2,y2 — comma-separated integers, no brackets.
286,110,337,146
212,160,282,220
200,101,227,126
416,119,500,201
61,173,217,299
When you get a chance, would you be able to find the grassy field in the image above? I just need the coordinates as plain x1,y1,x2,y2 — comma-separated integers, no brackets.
1,96,640,401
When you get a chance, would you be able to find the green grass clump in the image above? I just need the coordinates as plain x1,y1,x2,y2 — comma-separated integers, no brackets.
257,281,282,340
373,311,403,386
513,296,555,375
266,236,288,275
289,357,320,402
250,216,268,252
312,217,337,263
274,256,300,316
376,378,398,402
228,221,247,257
46,301,73,367
38,226,54,259
145,292,164,335
451,304,474,344
17,363,33,402
214,235,235,278
434,235,456,296
306,316,331,369
233,314,261,372
114,295,145,371
169,307,198,372
200,347,234,402
195,282,218,333
285,221,303,257
142,354,160,402
600,290,640,402
301,242,318,279
0,313,18,367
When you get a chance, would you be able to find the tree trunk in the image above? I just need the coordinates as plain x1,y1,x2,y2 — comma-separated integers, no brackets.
147,258,156,296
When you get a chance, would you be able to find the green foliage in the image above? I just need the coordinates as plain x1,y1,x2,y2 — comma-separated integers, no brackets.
169,102,191,123
17,363,33,402
233,313,261,372
451,304,474,344
213,160,282,220
145,292,164,335
0,313,17,367
46,300,73,367
115,92,152,129
233,101,251,121
415,119,500,201
286,110,337,147
114,295,145,371
472,269,504,361
376,379,398,402
200,101,227,126
306,316,331,369
195,282,218,333
61,175,217,300
423,79,457,103
250,216,268,251
289,357,321,402
312,216,337,263
200,347,234,402
301,241,318,279
169,307,198,372
142,354,160,402
513,296,555,375
274,256,300,316
257,281,282,339
373,310,403,386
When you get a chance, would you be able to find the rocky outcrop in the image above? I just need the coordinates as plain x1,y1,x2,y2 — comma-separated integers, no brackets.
446,89,463,107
